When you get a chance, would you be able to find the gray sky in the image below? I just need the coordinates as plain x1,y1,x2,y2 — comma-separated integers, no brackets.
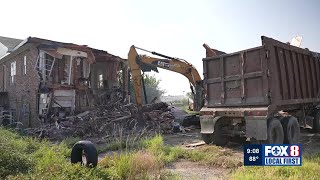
1,0,319,95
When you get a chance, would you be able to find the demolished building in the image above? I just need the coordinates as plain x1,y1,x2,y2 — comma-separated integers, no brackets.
0,36,128,128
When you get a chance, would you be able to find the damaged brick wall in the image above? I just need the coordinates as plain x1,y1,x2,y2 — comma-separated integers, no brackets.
0,46,40,127
0,38,128,128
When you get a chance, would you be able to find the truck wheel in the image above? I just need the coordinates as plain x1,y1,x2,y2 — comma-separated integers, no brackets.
71,140,98,167
312,110,320,133
230,136,246,144
282,116,300,144
202,133,214,144
250,138,263,144
213,119,229,146
201,119,229,146
266,118,284,144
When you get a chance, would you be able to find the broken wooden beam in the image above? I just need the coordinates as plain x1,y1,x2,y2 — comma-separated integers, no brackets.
185,141,205,148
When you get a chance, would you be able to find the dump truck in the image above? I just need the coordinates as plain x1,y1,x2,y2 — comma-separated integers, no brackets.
200,36,320,145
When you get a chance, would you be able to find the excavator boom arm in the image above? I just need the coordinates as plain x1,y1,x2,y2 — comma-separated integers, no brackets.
128,45,203,110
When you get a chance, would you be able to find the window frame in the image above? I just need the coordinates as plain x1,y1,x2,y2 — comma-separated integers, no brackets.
23,56,27,75
10,61,16,85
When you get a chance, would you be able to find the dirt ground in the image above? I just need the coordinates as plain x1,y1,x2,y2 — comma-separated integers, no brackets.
165,159,229,180
94,106,320,180
95,129,320,180
161,128,320,180
299,128,320,154
162,129,241,180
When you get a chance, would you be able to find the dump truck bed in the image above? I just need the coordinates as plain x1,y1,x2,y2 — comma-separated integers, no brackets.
203,36,320,111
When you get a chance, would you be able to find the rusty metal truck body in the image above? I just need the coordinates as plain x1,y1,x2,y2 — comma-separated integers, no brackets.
200,36,320,145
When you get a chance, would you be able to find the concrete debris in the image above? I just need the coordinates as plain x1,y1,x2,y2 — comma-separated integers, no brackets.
24,101,184,140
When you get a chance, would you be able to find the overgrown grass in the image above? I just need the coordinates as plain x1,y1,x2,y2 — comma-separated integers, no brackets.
0,128,181,179
185,146,242,168
99,151,160,179
231,153,320,180
0,127,42,178
11,144,110,180
0,127,109,179
96,138,144,153
141,134,242,169
1,127,241,179
61,136,82,148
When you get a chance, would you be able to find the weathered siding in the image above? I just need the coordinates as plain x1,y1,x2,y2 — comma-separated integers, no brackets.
0,46,40,127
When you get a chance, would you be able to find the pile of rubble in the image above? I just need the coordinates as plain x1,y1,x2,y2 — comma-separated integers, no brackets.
25,101,180,140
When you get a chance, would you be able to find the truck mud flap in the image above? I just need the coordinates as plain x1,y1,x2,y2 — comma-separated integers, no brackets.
245,116,267,140
200,116,222,134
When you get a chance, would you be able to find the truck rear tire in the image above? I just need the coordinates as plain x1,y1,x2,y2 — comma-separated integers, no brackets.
202,133,214,144
266,118,284,144
312,110,320,133
282,116,300,144
201,120,229,146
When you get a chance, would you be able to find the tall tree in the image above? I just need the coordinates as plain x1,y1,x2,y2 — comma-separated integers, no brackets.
129,74,165,104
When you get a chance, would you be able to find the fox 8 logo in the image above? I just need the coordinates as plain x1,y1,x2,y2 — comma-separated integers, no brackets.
265,145,300,157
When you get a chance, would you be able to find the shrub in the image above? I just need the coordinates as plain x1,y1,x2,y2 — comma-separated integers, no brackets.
0,127,41,178
99,150,160,179
9,141,110,180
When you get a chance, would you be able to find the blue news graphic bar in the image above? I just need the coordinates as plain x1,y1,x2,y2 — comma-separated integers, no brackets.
244,144,263,166
244,144,302,166
264,157,301,166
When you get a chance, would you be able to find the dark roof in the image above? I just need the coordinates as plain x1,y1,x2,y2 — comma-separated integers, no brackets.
0,36,23,51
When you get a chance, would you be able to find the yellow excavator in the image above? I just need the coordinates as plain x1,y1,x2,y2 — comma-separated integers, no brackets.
128,45,205,113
